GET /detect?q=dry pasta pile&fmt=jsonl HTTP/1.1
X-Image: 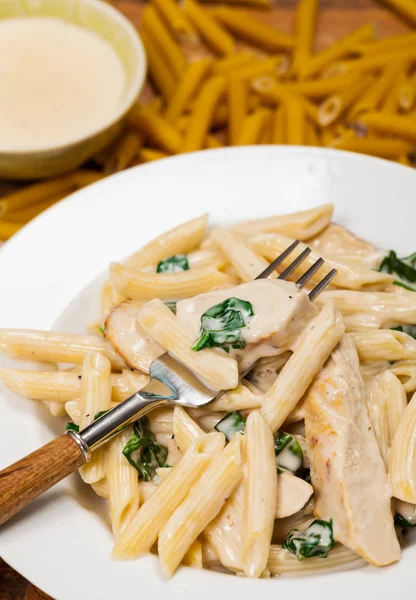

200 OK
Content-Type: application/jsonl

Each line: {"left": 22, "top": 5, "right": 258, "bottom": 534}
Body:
{"left": 2, "top": 0, "right": 416, "bottom": 241}
{"left": 2, "top": 204, "right": 416, "bottom": 578}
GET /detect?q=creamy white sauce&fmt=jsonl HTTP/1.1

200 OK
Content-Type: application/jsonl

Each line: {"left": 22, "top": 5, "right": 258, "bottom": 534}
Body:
{"left": 176, "top": 279, "right": 317, "bottom": 373}
{"left": 0, "top": 17, "right": 126, "bottom": 150}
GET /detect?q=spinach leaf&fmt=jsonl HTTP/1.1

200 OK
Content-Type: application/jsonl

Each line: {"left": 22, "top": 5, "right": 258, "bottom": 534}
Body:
{"left": 275, "top": 431, "right": 303, "bottom": 474}
{"left": 122, "top": 417, "right": 168, "bottom": 481}
{"left": 392, "top": 325, "right": 416, "bottom": 339}
{"left": 192, "top": 297, "right": 254, "bottom": 352}
{"left": 66, "top": 422, "right": 79, "bottom": 432}
{"left": 94, "top": 410, "right": 110, "bottom": 421}
{"left": 98, "top": 325, "right": 105, "bottom": 335}
{"left": 283, "top": 519, "right": 335, "bottom": 560}
{"left": 215, "top": 411, "right": 246, "bottom": 441}
{"left": 164, "top": 300, "right": 177, "bottom": 314}
{"left": 157, "top": 254, "right": 189, "bottom": 274}
{"left": 394, "top": 513, "right": 416, "bottom": 528}
{"left": 379, "top": 250, "right": 416, "bottom": 291}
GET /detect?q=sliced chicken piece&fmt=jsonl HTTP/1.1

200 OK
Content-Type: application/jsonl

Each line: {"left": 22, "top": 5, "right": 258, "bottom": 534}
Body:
{"left": 275, "top": 472, "right": 313, "bottom": 519}
{"left": 105, "top": 300, "right": 164, "bottom": 373}
{"left": 304, "top": 335, "right": 401, "bottom": 567}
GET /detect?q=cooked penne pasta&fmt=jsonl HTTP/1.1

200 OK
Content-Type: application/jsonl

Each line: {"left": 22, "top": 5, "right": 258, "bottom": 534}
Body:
{"left": 172, "top": 406, "right": 204, "bottom": 453}
{"left": 79, "top": 353, "right": 112, "bottom": 484}
{"left": 183, "top": 540, "right": 203, "bottom": 569}
{"left": 137, "top": 299, "right": 238, "bottom": 390}
{"left": 110, "top": 262, "right": 232, "bottom": 301}
{"left": 0, "top": 329, "right": 126, "bottom": 370}
{"left": 380, "top": 370, "right": 407, "bottom": 440}
{"left": 183, "top": 0, "right": 235, "bottom": 56}
{"left": 261, "top": 300, "right": 345, "bottom": 432}
{"left": 209, "top": 381, "right": 262, "bottom": 411}
{"left": 113, "top": 432, "right": 225, "bottom": 559}
{"left": 212, "top": 7, "right": 295, "bottom": 51}
{"left": 210, "top": 227, "right": 268, "bottom": 281}
{"left": 352, "top": 330, "right": 416, "bottom": 362}
{"left": 365, "top": 374, "right": 390, "bottom": 466}
{"left": 242, "top": 411, "right": 277, "bottom": 578}
{"left": 232, "top": 203, "right": 333, "bottom": 239}
{"left": 165, "top": 58, "right": 212, "bottom": 123}
{"left": 158, "top": 433, "right": 242, "bottom": 576}
{"left": 267, "top": 544, "right": 365, "bottom": 576}
{"left": 249, "top": 233, "right": 393, "bottom": 290}
{"left": 390, "top": 360, "right": 416, "bottom": 393}
{"left": 390, "top": 390, "right": 416, "bottom": 503}
{"left": 106, "top": 427, "right": 140, "bottom": 539}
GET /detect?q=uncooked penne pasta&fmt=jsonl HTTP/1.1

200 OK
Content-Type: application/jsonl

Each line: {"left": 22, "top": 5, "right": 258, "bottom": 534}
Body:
{"left": 210, "top": 227, "right": 268, "bottom": 282}
{"left": 390, "top": 390, "right": 416, "bottom": 503}
{"left": 103, "top": 131, "right": 143, "bottom": 174}
{"left": 140, "top": 30, "right": 176, "bottom": 100}
{"left": 127, "top": 103, "right": 182, "bottom": 153}
{"left": 291, "top": 0, "right": 318, "bottom": 75}
{"left": 267, "top": 544, "right": 365, "bottom": 576}
{"left": 152, "top": 0, "right": 198, "bottom": 43}
{"left": 137, "top": 299, "right": 238, "bottom": 390}
{"left": 106, "top": 427, "right": 140, "bottom": 539}
{"left": 359, "top": 112, "right": 416, "bottom": 144}
{"left": 165, "top": 58, "right": 212, "bottom": 123}
{"left": 158, "top": 433, "right": 242, "bottom": 577}
{"left": 351, "top": 330, "right": 416, "bottom": 362}
{"left": 330, "top": 137, "right": 414, "bottom": 160}
{"left": 261, "top": 300, "right": 345, "bottom": 432}
{"left": 0, "top": 369, "right": 148, "bottom": 404}
{"left": 113, "top": 432, "right": 225, "bottom": 559}
{"left": 286, "top": 97, "right": 307, "bottom": 145}
{"left": 79, "top": 353, "right": 112, "bottom": 485}
{"left": 110, "top": 262, "right": 232, "bottom": 301}
{"left": 232, "top": 204, "right": 333, "bottom": 239}
{"left": 126, "top": 213, "right": 208, "bottom": 271}
{"left": 141, "top": 6, "right": 187, "bottom": 78}
{"left": 172, "top": 405, "right": 204, "bottom": 454}
{"left": 242, "top": 411, "right": 277, "bottom": 578}
{"left": 183, "top": 0, "right": 235, "bottom": 56}
{"left": 318, "top": 76, "right": 372, "bottom": 127}
{"left": 234, "top": 107, "right": 272, "bottom": 146}
{"left": 0, "top": 329, "right": 126, "bottom": 370}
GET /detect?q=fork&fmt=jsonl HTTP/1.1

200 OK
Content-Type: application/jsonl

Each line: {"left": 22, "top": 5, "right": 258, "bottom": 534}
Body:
{"left": 0, "top": 240, "right": 336, "bottom": 526}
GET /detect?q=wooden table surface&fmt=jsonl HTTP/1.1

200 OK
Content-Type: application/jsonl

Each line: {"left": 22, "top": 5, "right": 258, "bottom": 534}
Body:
{"left": 0, "top": 0, "right": 411, "bottom": 597}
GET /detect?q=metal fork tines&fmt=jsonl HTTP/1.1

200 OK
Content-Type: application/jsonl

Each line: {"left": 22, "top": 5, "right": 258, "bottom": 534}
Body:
{"left": 256, "top": 239, "right": 337, "bottom": 301}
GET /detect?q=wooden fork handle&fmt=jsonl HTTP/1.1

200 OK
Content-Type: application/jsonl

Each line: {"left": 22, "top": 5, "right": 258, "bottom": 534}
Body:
{"left": 0, "top": 433, "right": 86, "bottom": 526}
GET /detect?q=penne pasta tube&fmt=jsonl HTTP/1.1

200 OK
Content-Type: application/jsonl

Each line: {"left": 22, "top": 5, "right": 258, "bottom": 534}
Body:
{"left": 267, "top": 544, "right": 365, "bottom": 576}
{"left": 110, "top": 262, "right": 232, "bottom": 301}
{"left": 390, "top": 389, "right": 416, "bottom": 503}
{"left": 350, "top": 65, "right": 398, "bottom": 117}
{"left": 291, "top": 0, "right": 318, "bottom": 76}
{"left": 379, "top": 0, "right": 416, "bottom": 26}
{"left": 286, "top": 97, "right": 307, "bottom": 145}
{"left": 183, "top": 540, "right": 203, "bottom": 569}
{"left": 233, "top": 203, "right": 333, "bottom": 239}
{"left": 213, "top": 52, "right": 260, "bottom": 75}
{"left": 210, "top": 227, "right": 268, "bottom": 282}
{"left": 306, "top": 119, "right": 319, "bottom": 146}
{"left": 172, "top": 405, "right": 205, "bottom": 454}
{"left": 112, "top": 432, "right": 225, "bottom": 558}
{"left": 0, "top": 329, "right": 126, "bottom": 370}
{"left": 137, "top": 299, "right": 238, "bottom": 391}
{"left": 106, "top": 426, "right": 140, "bottom": 539}
{"left": 141, "top": 31, "right": 176, "bottom": 100}
{"left": 330, "top": 136, "right": 414, "bottom": 160}
{"left": 126, "top": 213, "right": 208, "bottom": 270}
{"left": 137, "top": 148, "right": 169, "bottom": 163}
{"left": 152, "top": 0, "right": 198, "bottom": 43}
{"left": 261, "top": 300, "right": 345, "bottom": 432}
{"left": 299, "top": 24, "right": 374, "bottom": 78}
{"left": 234, "top": 107, "right": 272, "bottom": 146}
{"left": 359, "top": 112, "right": 416, "bottom": 143}
{"left": 380, "top": 370, "right": 407, "bottom": 440}
{"left": 351, "top": 330, "right": 416, "bottom": 362}
{"left": 91, "top": 479, "right": 109, "bottom": 499}
{"left": 141, "top": 6, "right": 187, "bottom": 78}
{"left": 357, "top": 31, "right": 416, "bottom": 56}
{"left": 390, "top": 360, "right": 416, "bottom": 393}
{"left": 183, "top": 0, "right": 235, "bottom": 56}
{"left": 286, "top": 74, "right": 357, "bottom": 99}
{"left": 0, "top": 369, "right": 148, "bottom": 405}
{"left": 100, "top": 280, "right": 125, "bottom": 316}
{"left": 127, "top": 103, "right": 182, "bottom": 154}
{"left": 210, "top": 381, "right": 262, "bottom": 411}
{"left": 249, "top": 233, "right": 393, "bottom": 290}
{"left": 365, "top": 374, "right": 390, "bottom": 466}
{"left": 158, "top": 433, "right": 242, "bottom": 577}
{"left": 200, "top": 0, "right": 272, "bottom": 5}
{"left": 346, "top": 48, "right": 416, "bottom": 75}
{"left": 203, "top": 482, "right": 244, "bottom": 572}
{"left": 398, "top": 72, "right": 415, "bottom": 112}
{"left": 165, "top": 58, "right": 213, "bottom": 123}
{"left": 271, "top": 105, "right": 286, "bottom": 144}
{"left": 205, "top": 134, "right": 224, "bottom": 149}
{"left": 79, "top": 353, "right": 112, "bottom": 484}
{"left": 7, "top": 195, "right": 66, "bottom": 225}
{"left": 251, "top": 76, "right": 319, "bottom": 123}
{"left": 212, "top": 7, "right": 295, "bottom": 51}
{"left": 242, "top": 411, "right": 277, "bottom": 578}
{"left": 317, "top": 289, "right": 416, "bottom": 329}
{"left": 318, "top": 76, "right": 372, "bottom": 126}
{"left": 0, "top": 221, "right": 23, "bottom": 240}
{"left": 181, "top": 76, "right": 226, "bottom": 153}
{"left": 103, "top": 131, "right": 143, "bottom": 174}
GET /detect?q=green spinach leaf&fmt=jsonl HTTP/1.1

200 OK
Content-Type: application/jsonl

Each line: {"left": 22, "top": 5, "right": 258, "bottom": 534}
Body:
{"left": 192, "top": 297, "right": 254, "bottom": 352}
{"left": 66, "top": 422, "right": 79, "bottom": 432}
{"left": 215, "top": 411, "right": 246, "bottom": 441}
{"left": 379, "top": 250, "right": 416, "bottom": 291}
{"left": 122, "top": 417, "right": 168, "bottom": 481}
{"left": 157, "top": 255, "right": 189, "bottom": 274}
{"left": 394, "top": 513, "right": 416, "bottom": 528}
{"left": 283, "top": 519, "right": 335, "bottom": 560}
{"left": 275, "top": 431, "right": 303, "bottom": 474}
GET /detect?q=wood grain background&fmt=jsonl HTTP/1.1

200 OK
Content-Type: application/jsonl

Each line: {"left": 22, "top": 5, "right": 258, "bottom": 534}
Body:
{"left": 0, "top": 0, "right": 411, "bottom": 597}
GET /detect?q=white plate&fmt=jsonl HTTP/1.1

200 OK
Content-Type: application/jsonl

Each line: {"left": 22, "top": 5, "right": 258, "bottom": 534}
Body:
{"left": 1, "top": 146, "right": 416, "bottom": 599}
